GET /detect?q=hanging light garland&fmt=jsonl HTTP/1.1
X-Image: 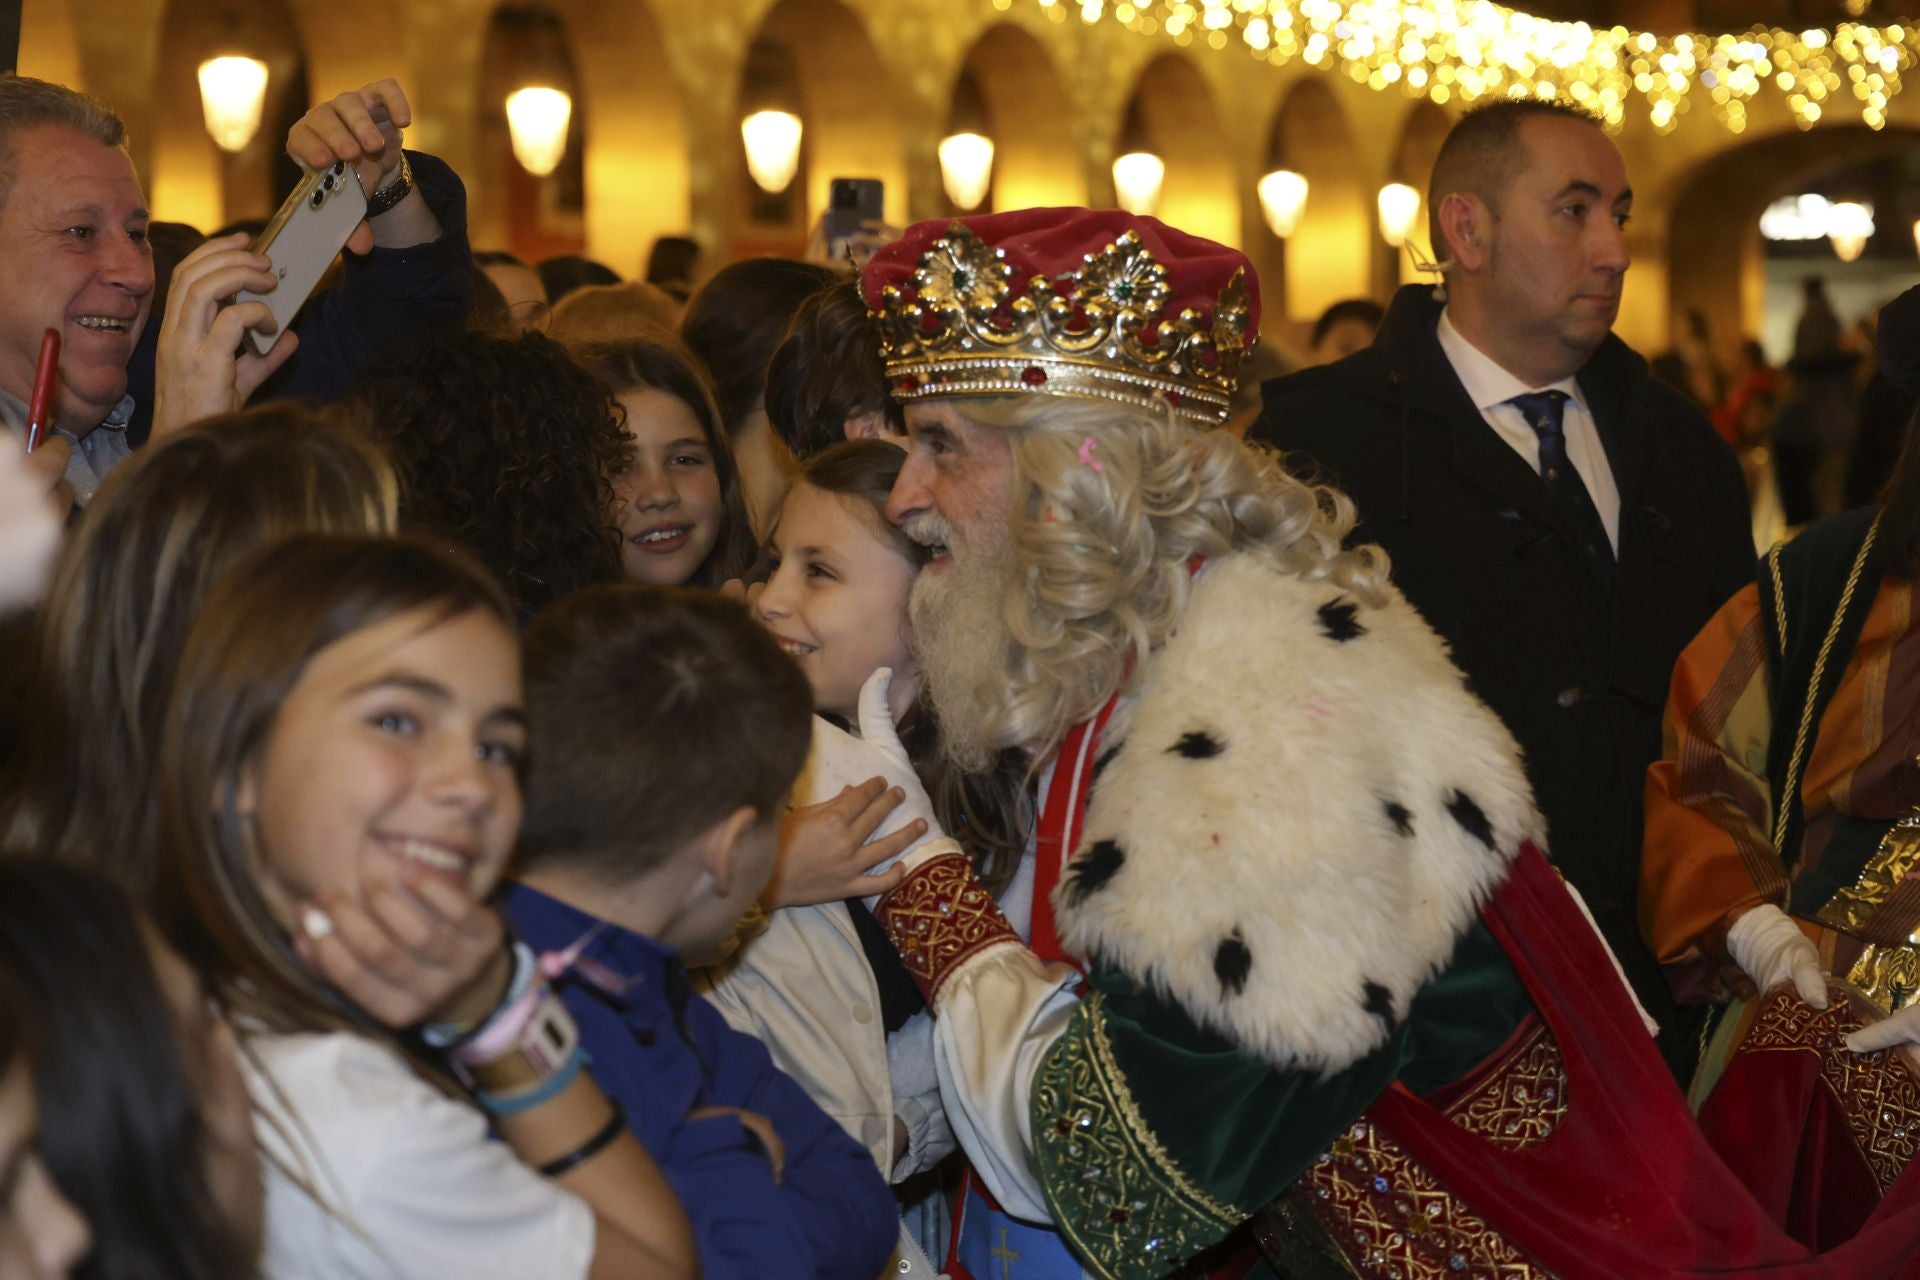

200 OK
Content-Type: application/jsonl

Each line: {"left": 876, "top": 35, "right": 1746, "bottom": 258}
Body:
{"left": 996, "top": 0, "right": 1914, "bottom": 133}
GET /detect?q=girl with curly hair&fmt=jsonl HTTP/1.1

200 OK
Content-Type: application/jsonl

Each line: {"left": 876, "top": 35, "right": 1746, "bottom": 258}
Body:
{"left": 351, "top": 330, "right": 631, "bottom": 620}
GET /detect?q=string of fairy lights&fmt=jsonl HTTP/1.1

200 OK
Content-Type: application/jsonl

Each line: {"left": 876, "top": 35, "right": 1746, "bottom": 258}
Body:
{"left": 995, "top": 0, "right": 1913, "bottom": 132}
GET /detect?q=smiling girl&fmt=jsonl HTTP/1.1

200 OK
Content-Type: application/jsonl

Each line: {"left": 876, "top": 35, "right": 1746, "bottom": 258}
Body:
{"left": 697, "top": 440, "right": 1027, "bottom": 1270}
{"left": 575, "top": 339, "right": 758, "bottom": 591}
{"left": 151, "top": 534, "right": 695, "bottom": 1280}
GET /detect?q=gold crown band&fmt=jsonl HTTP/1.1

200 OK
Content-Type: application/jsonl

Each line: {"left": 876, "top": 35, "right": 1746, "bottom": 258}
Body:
{"left": 872, "top": 224, "right": 1253, "bottom": 428}
{"left": 887, "top": 354, "right": 1232, "bottom": 425}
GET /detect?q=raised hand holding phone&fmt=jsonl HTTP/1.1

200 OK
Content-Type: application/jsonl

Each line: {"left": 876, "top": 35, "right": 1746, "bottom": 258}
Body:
{"left": 284, "top": 78, "right": 440, "bottom": 254}
{"left": 150, "top": 233, "right": 301, "bottom": 439}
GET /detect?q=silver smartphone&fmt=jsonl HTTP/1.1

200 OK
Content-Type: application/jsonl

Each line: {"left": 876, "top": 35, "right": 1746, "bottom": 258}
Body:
{"left": 235, "top": 160, "right": 369, "bottom": 356}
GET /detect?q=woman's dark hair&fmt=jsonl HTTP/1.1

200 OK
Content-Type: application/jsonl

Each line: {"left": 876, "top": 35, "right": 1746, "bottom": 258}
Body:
{"left": 796, "top": 441, "right": 1031, "bottom": 891}
{"left": 763, "top": 278, "right": 901, "bottom": 460}
{"left": 351, "top": 329, "right": 630, "bottom": 620}
{"left": 0, "top": 407, "right": 397, "bottom": 889}
{"left": 680, "top": 257, "right": 840, "bottom": 434}
{"left": 537, "top": 253, "right": 621, "bottom": 304}
{"left": 0, "top": 859, "right": 255, "bottom": 1280}
{"left": 574, "top": 336, "right": 760, "bottom": 587}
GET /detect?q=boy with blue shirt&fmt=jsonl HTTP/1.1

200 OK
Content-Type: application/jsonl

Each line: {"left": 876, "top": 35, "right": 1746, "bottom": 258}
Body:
{"left": 503, "top": 583, "right": 898, "bottom": 1280}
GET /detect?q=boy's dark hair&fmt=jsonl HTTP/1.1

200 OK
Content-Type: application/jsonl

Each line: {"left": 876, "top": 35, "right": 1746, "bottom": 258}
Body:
{"left": 1426, "top": 98, "right": 1603, "bottom": 257}
{"left": 764, "top": 278, "right": 903, "bottom": 460}
{"left": 519, "top": 584, "right": 813, "bottom": 879}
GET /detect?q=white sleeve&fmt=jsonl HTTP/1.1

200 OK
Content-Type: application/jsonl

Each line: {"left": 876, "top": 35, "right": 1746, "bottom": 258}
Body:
{"left": 928, "top": 943, "right": 1081, "bottom": 1222}
{"left": 886, "top": 1008, "right": 954, "bottom": 1180}
{"left": 249, "top": 1032, "right": 595, "bottom": 1280}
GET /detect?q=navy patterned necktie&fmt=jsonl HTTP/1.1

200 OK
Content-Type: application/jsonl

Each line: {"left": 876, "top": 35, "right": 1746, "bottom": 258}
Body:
{"left": 1507, "top": 391, "right": 1614, "bottom": 570}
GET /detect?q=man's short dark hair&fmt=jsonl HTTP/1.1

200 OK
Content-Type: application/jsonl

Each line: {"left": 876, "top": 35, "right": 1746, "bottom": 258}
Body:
{"left": 763, "top": 278, "right": 902, "bottom": 460}
{"left": 1310, "top": 298, "right": 1385, "bottom": 350}
{"left": 518, "top": 584, "right": 814, "bottom": 882}
{"left": 1426, "top": 99, "right": 1603, "bottom": 257}
{"left": 0, "top": 76, "right": 127, "bottom": 213}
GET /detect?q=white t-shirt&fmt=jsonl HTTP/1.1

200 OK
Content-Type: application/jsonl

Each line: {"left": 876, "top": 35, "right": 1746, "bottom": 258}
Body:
{"left": 245, "top": 1030, "right": 595, "bottom": 1280}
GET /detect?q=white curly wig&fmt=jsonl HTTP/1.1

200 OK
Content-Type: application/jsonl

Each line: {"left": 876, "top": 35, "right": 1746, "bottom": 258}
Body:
{"left": 951, "top": 393, "right": 1391, "bottom": 766}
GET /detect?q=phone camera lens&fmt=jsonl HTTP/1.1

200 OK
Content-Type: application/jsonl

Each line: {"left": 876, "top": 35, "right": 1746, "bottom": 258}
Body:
{"left": 331, "top": 161, "right": 345, "bottom": 177}
{"left": 309, "top": 188, "right": 326, "bottom": 209}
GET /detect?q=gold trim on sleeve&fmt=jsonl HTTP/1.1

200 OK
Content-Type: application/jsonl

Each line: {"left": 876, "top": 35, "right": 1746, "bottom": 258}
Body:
{"left": 1033, "top": 994, "right": 1245, "bottom": 1280}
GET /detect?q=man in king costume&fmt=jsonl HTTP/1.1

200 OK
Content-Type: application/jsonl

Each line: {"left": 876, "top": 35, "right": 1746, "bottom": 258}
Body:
{"left": 823, "top": 206, "right": 1920, "bottom": 1279}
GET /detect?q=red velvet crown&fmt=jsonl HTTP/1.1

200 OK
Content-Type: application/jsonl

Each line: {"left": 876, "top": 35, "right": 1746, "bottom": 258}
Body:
{"left": 862, "top": 208, "right": 1260, "bottom": 427}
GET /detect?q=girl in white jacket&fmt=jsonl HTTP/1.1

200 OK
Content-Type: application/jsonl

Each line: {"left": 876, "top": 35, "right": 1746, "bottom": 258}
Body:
{"left": 698, "top": 440, "right": 1029, "bottom": 1277}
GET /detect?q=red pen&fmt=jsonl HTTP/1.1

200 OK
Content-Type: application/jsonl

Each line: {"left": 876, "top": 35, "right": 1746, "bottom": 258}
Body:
{"left": 24, "top": 328, "right": 59, "bottom": 453}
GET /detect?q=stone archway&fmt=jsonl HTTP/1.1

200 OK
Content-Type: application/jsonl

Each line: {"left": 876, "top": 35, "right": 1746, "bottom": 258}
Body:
{"left": 950, "top": 22, "right": 1083, "bottom": 214}
{"left": 468, "top": 0, "right": 689, "bottom": 273}
{"left": 730, "top": 0, "right": 906, "bottom": 257}
{"left": 147, "top": 0, "right": 307, "bottom": 230}
{"left": 1272, "top": 77, "right": 1369, "bottom": 320}
{"left": 1666, "top": 124, "right": 1920, "bottom": 360}
{"left": 1120, "top": 51, "right": 1237, "bottom": 247}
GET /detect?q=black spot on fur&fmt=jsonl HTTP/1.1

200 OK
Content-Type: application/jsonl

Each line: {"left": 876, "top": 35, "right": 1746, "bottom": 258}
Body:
{"left": 1383, "top": 800, "right": 1414, "bottom": 836}
{"left": 1065, "top": 840, "right": 1126, "bottom": 905}
{"left": 1446, "top": 790, "right": 1495, "bottom": 848}
{"left": 1170, "top": 730, "right": 1224, "bottom": 759}
{"left": 1362, "top": 979, "right": 1397, "bottom": 1030}
{"left": 1317, "top": 598, "right": 1366, "bottom": 643}
{"left": 1214, "top": 932, "right": 1252, "bottom": 997}
{"left": 1092, "top": 742, "right": 1125, "bottom": 782}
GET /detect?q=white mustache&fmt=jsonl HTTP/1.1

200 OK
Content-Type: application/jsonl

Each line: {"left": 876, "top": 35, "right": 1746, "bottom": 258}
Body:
{"left": 902, "top": 512, "right": 955, "bottom": 549}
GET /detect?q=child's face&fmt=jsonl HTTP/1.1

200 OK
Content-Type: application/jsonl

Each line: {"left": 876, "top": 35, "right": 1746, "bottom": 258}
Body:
{"left": 611, "top": 389, "right": 725, "bottom": 587}
{"left": 243, "top": 606, "right": 526, "bottom": 926}
{"left": 756, "top": 481, "right": 919, "bottom": 721}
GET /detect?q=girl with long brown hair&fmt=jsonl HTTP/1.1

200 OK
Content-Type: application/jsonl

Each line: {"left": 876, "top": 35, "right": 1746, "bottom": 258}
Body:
{"left": 150, "top": 534, "right": 694, "bottom": 1280}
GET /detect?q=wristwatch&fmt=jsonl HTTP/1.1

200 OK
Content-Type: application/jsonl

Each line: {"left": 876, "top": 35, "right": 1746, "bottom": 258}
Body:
{"left": 364, "top": 151, "right": 414, "bottom": 219}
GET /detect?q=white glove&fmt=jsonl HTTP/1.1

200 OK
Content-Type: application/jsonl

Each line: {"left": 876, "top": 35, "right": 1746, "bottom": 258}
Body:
{"left": 799, "top": 669, "right": 955, "bottom": 890}
{"left": 1726, "top": 904, "right": 1828, "bottom": 1009}
{"left": 1847, "top": 1002, "right": 1920, "bottom": 1053}
{"left": 0, "top": 434, "right": 62, "bottom": 609}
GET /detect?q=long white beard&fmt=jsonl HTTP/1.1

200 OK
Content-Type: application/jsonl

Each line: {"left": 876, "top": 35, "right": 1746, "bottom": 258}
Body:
{"left": 906, "top": 514, "right": 1021, "bottom": 773}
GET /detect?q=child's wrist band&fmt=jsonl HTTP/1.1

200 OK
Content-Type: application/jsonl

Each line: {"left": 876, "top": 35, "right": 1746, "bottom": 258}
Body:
{"left": 537, "top": 1101, "right": 627, "bottom": 1179}
{"left": 475, "top": 1046, "right": 586, "bottom": 1116}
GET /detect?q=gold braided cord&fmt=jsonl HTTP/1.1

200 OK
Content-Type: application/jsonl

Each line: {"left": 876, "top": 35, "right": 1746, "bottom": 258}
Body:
{"left": 1772, "top": 515, "right": 1881, "bottom": 854}
{"left": 1015, "top": 0, "right": 1912, "bottom": 134}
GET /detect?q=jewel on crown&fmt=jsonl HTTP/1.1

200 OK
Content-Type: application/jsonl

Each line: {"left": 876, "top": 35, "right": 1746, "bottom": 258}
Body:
{"left": 872, "top": 223, "right": 1253, "bottom": 426}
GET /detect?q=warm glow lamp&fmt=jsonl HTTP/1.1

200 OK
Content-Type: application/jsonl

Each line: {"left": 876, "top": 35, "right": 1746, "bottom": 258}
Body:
{"left": 939, "top": 132, "right": 996, "bottom": 212}
{"left": 1912, "top": 218, "right": 1920, "bottom": 259}
{"left": 197, "top": 56, "right": 269, "bottom": 153}
{"left": 741, "top": 109, "right": 804, "bottom": 194}
{"left": 1827, "top": 200, "right": 1873, "bottom": 262}
{"left": 505, "top": 87, "right": 572, "bottom": 177}
{"left": 1258, "top": 169, "right": 1310, "bottom": 238}
{"left": 1112, "top": 151, "right": 1166, "bottom": 216}
{"left": 1378, "top": 183, "right": 1422, "bottom": 248}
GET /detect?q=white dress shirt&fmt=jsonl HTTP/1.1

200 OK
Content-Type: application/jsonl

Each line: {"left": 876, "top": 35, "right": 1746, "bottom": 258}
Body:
{"left": 1436, "top": 309, "right": 1620, "bottom": 552}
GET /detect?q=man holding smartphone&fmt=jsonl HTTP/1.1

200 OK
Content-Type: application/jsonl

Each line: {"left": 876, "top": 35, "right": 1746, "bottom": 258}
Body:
{"left": 0, "top": 74, "right": 472, "bottom": 505}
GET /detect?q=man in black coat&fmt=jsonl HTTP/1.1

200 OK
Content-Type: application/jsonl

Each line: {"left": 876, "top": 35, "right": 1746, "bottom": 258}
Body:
{"left": 1252, "top": 99, "right": 1753, "bottom": 1074}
